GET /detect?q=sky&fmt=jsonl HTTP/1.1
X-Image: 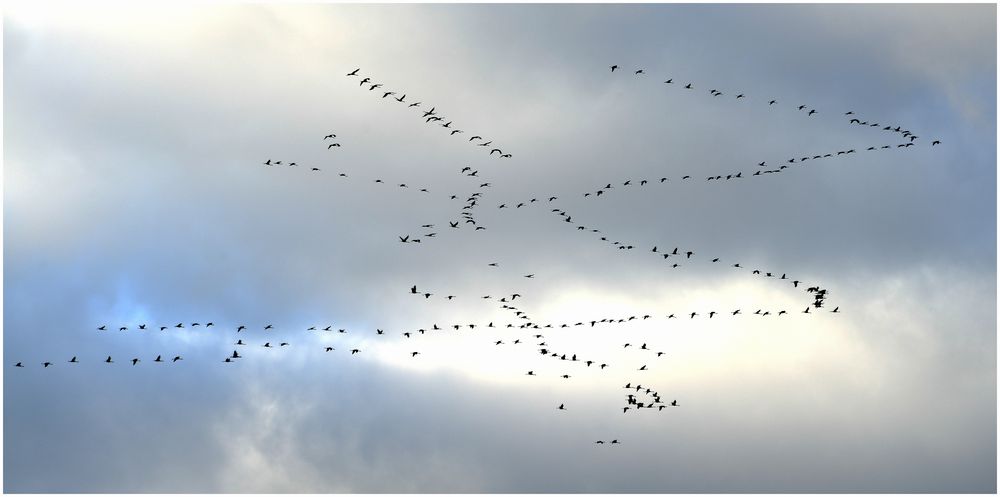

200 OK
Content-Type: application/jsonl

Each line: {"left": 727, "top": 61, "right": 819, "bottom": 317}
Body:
{"left": 3, "top": 2, "right": 997, "bottom": 493}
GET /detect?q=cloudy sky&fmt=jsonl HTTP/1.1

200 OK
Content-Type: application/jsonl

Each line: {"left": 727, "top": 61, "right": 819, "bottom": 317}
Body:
{"left": 3, "top": 2, "right": 996, "bottom": 493}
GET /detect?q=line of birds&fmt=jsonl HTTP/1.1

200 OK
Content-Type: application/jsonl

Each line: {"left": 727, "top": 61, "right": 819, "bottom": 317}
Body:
{"left": 347, "top": 68, "right": 511, "bottom": 158}
{"left": 15, "top": 355, "right": 183, "bottom": 368}
{"left": 610, "top": 63, "right": 937, "bottom": 142}
{"left": 263, "top": 156, "right": 497, "bottom": 241}
{"left": 526, "top": 204, "right": 833, "bottom": 310}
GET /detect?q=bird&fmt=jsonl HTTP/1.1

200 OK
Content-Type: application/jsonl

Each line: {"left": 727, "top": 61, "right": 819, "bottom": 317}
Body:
{"left": 172, "top": 356, "right": 182, "bottom": 362}
{"left": 69, "top": 356, "right": 78, "bottom": 363}
{"left": 558, "top": 404, "right": 566, "bottom": 410}
{"left": 105, "top": 356, "right": 113, "bottom": 363}
{"left": 131, "top": 358, "right": 140, "bottom": 366}
{"left": 610, "top": 65, "right": 618, "bottom": 72}
{"left": 346, "top": 68, "right": 360, "bottom": 76}
{"left": 14, "top": 362, "right": 23, "bottom": 367}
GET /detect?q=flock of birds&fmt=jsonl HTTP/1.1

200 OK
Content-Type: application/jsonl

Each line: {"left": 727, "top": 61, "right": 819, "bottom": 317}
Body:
{"left": 16, "top": 62, "right": 939, "bottom": 446}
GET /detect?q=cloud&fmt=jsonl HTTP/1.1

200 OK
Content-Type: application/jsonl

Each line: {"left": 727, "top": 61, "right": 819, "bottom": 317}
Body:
{"left": 3, "top": 3, "right": 995, "bottom": 493}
